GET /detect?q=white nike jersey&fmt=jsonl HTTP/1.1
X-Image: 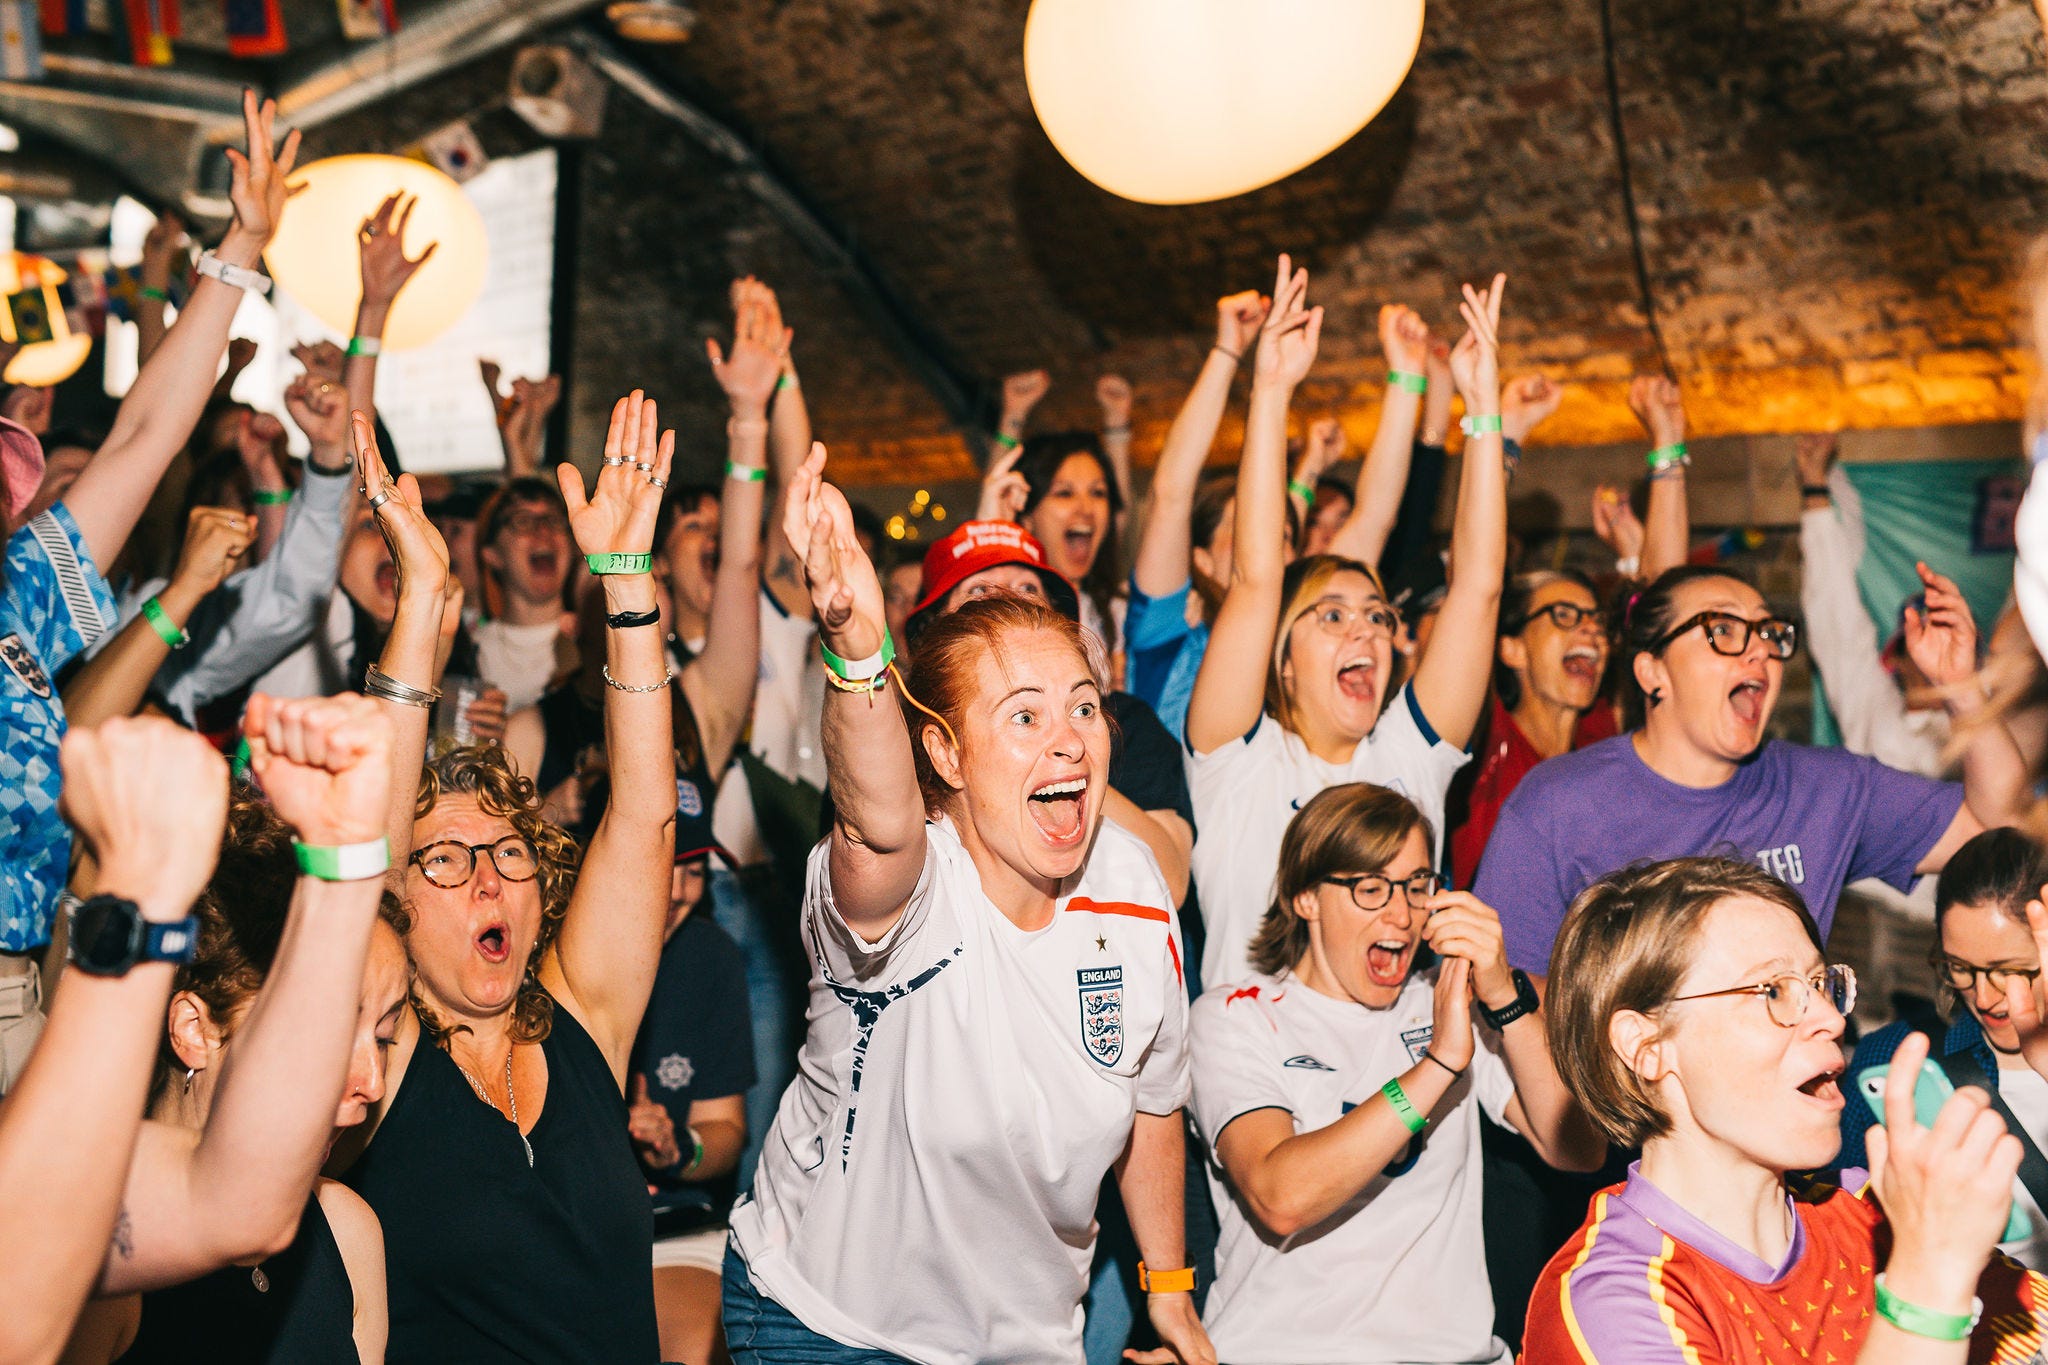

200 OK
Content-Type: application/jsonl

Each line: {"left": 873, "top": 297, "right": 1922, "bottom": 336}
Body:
{"left": 730, "top": 817, "right": 1190, "bottom": 1364}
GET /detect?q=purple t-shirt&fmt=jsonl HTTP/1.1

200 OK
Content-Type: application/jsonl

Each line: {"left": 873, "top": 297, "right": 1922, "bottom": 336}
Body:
{"left": 1473, "top": 734, "right": 1963, "bottom": 974}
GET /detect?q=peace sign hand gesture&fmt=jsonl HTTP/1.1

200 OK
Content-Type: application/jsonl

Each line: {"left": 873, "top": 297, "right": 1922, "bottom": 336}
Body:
{"left": 1448, "top": 274, "right": 1506, "bottom": 416}
{"left": 223, "top": 89, "right": 300, "bottom": 251}
{"left": 1252, "top": 253, "right": 1323, "bottom": 391}
{"left": 560, "top": 391, "right": 673, "bottom": 564}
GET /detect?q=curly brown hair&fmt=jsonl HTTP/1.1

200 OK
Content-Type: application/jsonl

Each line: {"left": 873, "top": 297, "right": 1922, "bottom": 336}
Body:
{"left": 409, "top": 743, "right": 581, "bottom": 1048}
{"left": 154, "top": 790, "right": 408, "bottom": 1102}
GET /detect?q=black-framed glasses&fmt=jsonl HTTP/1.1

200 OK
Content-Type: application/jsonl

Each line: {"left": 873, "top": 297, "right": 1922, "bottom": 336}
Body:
{"left": 1325, "top": 870, "right": 1442, "bottom": 912}
{"left": 1934, "top": 955, "right": 2042, "bottom": 997}
{"left": 1671, "top": 963, "right": 1856, "bottom": 1028}
{"left": 1304, "top": 602, "right": 1400, "bottom": 638}
{"left": 1519, "top": 602, "right": 1609, "bottom": 634}
{"left": 409, "top": 834, "right": 540, "bottom": 889}
{"left": 1652, "top": 611, "right": 1799, "bottom": 661}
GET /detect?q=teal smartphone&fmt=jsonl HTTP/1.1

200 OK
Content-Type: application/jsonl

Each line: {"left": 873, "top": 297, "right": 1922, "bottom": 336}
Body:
{"left": 1857, "top": 1058, "right": 2031, "bottom": 1244}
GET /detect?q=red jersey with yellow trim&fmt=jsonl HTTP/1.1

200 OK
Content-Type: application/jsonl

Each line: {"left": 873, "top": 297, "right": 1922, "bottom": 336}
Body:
{"left": 1522, "top": 1162, "right": 2048, "bottom": 1364}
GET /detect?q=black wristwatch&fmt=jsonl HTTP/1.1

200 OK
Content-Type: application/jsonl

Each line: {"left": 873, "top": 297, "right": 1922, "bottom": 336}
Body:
{"left": 67, "top": 895, "right": 198, "bottom": 977}
{"left": 1478, "top": 969, "right": 1539, "bottom": 1031}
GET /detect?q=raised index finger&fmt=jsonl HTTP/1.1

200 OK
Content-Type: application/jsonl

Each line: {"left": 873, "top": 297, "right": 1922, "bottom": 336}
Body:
{"left": 1881, "top": 1029, "right": 1931, "bottom": 1137}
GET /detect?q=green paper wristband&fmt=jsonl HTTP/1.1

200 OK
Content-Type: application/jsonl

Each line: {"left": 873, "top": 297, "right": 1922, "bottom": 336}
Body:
{"left": 994, "top": 431, "right": 1022, "bottom": 451}
{"left": 1873, "top": 1276, "right": 1978, "bottom": 1342}
{"left": 1387, "top": 369, "right": 1428, "bottom": 395}
{"left": 292, "top": 837, "right": 391, "bottom": 882}
{"left": 1287, "top": 478, "right": 1315, "bottom": 504}
{"left": 1460, "top": 413, "right": 1504, "bottom": 437}
{"left": 140, "top": 286, "right": 171, "bottom": 303}
{"left": 252, "top": 488, "right": 291, "bottom": 506}
{"left": 1381, "top": 1077, "right": 1427, "bottom": 1135}
{"left": 725, "top": 461, "right": 767, "bottom": 484}
{"left": 345, "top": 335, "right": 382, "bottom": 358}
{"left": 820, "top": 630, "right": 896, "bottom": 683}
{"left": 141, "top": 596, "right": 189, "bottom": 649}
{"left": 585, "top": 552, "right": 653, "bottom": 576}
{"left": 1646, "top": 442, "right": 1689, "bottom": 470}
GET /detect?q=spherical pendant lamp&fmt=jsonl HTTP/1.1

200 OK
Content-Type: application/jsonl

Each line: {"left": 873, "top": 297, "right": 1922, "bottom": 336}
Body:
{"left": 262, "top": 155, "right": 489, "bottom": 350}
{"left": 1023, "top": 0, "right": 1425, "bottom": 206}
{"left": 0, "top": 253, "right": 92, "bottom": 387}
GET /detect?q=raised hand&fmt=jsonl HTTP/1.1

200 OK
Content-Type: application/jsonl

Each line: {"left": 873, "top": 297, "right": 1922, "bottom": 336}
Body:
{"left": 242, "top": 691, "right": 394, "bottom": 848}
{"left": 357, "top": 191, "right": 438, "bottom": 309}
{"left": 140, "top": 211, "right": 187, "bottom": 285}
{"left": 1420, "top": 889, "right": 1515, "bottom": 1012}
{"left": 706, "top": 280, "right": 782, "bottom": 418}
{"left": 1866, "top": 1030, "right": 2023, "bottom": 1319}
{"left": 222, "top": 88, "right": 300, "bottom": 247}
{"left": 355, "top": 411, "right": 449, "bottom": 602}
{"left": 1097, "top": 374, "right": 1133, "bottom": 430}
{"left": 1501, "top": 375, "right": 1563, "bottom": 444}
{"left": 284, "top": 374, "right": 349, "bottom": 451}
{"left": 1215, "top": 290, "right": 1270, "bottom": 359}
{"left": 1626, "top": 375, "right": 1687, "bottom": 449}
{"left": 1000, "top": 369, "right": 1051, "bottom": 433}
{"left": 1378, "top": 304, "right": 1431, "bottom": 376}
{"left": 1795, "top": 431, "right": 1837, "bottom": 488}
{"left": 560, "top": 391, "right": 672, "bottom": 562}
{"left": 976, "top": 442, "right": 1029, "bottom": 522}
{"left": 236, "top": 410, "right": 286, "bottom": 486}
{"left": 1447, "top": 274, "right": 1506, "bottom": 413}
{"left": 59, "top": 715, "right": 228, "bottom": 920}
{"left": 292, "top": 339, "right": 345, "bottom": 384}
{"left": 782, "top": 441, "right": 886, "bottom": 659}
{"left": 628, "top": 1074, "right": 682, "bottom": 1170}
{"left": 1901, "top": 561, "right": 1981, "bottom": 690}
{"left": 1295, "top": 417, "right": 1347, "bottom": 487}
{"left": 1427, "top": 954, "right": 1477, "bottom": 1075}
{"left": 1252, "top": 253, "right": 1323, "bottom": 390}
{"left": 169, "top": 505, "right": 256, "bottom": 596}
{"left": 2, "top": 384, "right": 52, "bottom": 437}
{"left": 1591, "top": 485, "right": 1645, "bottom": 565}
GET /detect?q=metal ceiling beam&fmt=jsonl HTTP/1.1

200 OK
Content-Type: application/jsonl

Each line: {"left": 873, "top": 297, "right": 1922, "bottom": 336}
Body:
{"left": 566, "top": 29, "right": 982, "bottom": 433}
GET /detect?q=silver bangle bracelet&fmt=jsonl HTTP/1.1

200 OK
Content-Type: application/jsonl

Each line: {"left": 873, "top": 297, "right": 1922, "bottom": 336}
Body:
{"left": 602, "top": 664, "right": 674, "bottom": 694}
{"left": 364, "top": 663, "right": 441, "bottom": 707}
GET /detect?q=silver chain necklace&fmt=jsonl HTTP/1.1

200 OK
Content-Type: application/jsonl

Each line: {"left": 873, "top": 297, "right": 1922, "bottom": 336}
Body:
{"left": 456, "top": 1045, "right": 533, "bottom": 1168}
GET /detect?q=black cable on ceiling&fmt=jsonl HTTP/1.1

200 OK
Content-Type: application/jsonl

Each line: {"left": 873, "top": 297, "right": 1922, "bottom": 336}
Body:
{"left": 1596, "top": 0, "right": 1675, "bottom": 381}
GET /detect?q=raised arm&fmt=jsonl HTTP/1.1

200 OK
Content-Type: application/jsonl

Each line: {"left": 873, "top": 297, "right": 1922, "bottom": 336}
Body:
{"left": 132, "top": 212, "right": 184, "bottom": 368}
{"left": 1409, "top": 275, "right": 1509, "bottom": 750}
{"left": 545, "top": 393, "right": 677, "bottom": 1077}
{"left": 682, "top": 285, "right": 777, "bottom": 776}
{"left": 752, "top": 277, "right": 815, "bottom": 620}
{"left": 0, "top": 720, "right": 225, "bottom": 1365}
{"left": 787, "top": 443, "right": 927, "bottom": 936}
{"left": 65, "top": 91, "right": 297, "bottom": 569}
{"left": 1327, "top": 304, "right": 1430, "bottom": 565}
{"left": 1096, "top": 374, "right": 1135, "bottom": 513}
{"left": 1629, "top": 375, "right": 1691, "bottom": 581}
{"left": 1904, "top": 562, "right": 2026, "bottom": 869}
{"left": 1131, "top": 291, "right": 1264, "bottom": 598}
{"left": 98, "top": 693, "right": 392, "bottom": 1295}
{"left": 59, "top": 507, "right": 254, "bottom": 728}
{"left": 233, "top": 407, "right": 290, "bottom": 563}
{"left": 346, "top": 191, "right": 435, "bottom": 425}
{"left": 991, "top": 368, "right": 1050, "bottom": 467}
{"left": 354, "top": 415, "right": 449, "bottom": 871}
{"left": 1186, "top": 255, "right": 1322, "bottom": 755}
{"left": 1289, "top": 416, "right": 1346, "bottom": 536}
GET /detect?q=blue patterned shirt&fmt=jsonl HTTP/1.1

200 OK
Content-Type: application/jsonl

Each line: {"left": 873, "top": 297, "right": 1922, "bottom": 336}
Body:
{"left": 1, "top": 505, "right": 115, "bottom": 950}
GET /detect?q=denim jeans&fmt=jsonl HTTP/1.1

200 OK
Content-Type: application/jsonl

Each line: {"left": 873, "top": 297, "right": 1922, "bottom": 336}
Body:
{"left": 709, "top": 865, "right": 800, "bottom": 1192}
{"left": 722, "top": 1244, "right": 915, "bottom": 1364}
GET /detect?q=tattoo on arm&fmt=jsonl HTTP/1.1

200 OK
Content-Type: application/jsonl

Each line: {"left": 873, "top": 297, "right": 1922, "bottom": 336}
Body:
{"left": 112, "top": 1209, "right": 134, "bottom": 1259}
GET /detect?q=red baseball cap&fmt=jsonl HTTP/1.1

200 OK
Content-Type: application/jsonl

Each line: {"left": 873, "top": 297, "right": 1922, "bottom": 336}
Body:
{"left": 909, "top": 519, "right": 1081, "bottom": 632}
{"left": 0, "top": 416, "right": 45, "bottom": 523}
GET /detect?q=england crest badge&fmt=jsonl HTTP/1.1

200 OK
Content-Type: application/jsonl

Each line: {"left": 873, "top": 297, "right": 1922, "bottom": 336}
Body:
{"left": 1077, "top": 965, "right": 1124, "bottom": 1067}
{"left": 0, "top": 633, "right": 50, "bottom": 699}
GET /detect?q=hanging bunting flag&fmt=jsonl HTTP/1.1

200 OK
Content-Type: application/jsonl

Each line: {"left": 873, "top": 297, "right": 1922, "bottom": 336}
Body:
{"left": 223, "top": 0, "right": 285, "bottom": 56}
{"left": 337, "top": 0, "right": 395, "bottom": 40}
{"left": 120, "top": 0, "right": 176, "bottom": 66}
{"left": 419, "top": 119, "right": 488, "bottom": 184}
{"left": 5, "top": 277, "right": 55, "bottom": 346}
{"left": 37, "top": 0, "right": 84, "bottom": 35}
{"left": 1, "top": 1, "right": 42, "bottom": 78}
{"left": 100, "top": 264, "right": 142, "bottom": 323}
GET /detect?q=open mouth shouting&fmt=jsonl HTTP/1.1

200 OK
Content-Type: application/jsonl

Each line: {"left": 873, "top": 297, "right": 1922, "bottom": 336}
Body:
{"left": 1729, "top": 675, "right": 1769, "bottom": 728}
{"left": 1027, "top": 775, "right": 1089, "bottom": 847}
{"left": 1365, "top": 935, "right": 1416, "bottom": 988}
{"left": 1336, "top": 653, "right": 1379, "bottom": 707}
{"left": 527, "top": 547, "right": 561, "bottom": 581}
{"left": 1561, "top": 646, "right": 1602, "bottom": 685}
{"left": 475, "top": 921, "right": 512, "bottom": 965}
{"left": 1793, "top": 1060, "right": 1845, "bottom": 1112}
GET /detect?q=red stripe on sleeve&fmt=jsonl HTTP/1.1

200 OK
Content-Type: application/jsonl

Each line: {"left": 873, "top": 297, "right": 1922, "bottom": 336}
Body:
{"left": 1064, "top": 897, "right": 1170, "bottom": 924}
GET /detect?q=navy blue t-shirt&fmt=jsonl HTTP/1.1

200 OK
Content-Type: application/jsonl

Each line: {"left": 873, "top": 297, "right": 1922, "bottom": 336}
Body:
{"left": 630, "top": 913, "right": 755, "bottom": 1223}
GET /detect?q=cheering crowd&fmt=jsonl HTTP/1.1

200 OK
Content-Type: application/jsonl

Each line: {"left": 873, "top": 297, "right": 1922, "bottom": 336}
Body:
{"left": 10, "top": 90, "right": 2048, "bottom": 1365}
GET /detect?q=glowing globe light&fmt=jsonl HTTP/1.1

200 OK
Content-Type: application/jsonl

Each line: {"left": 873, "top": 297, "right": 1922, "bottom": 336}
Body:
{"left": 1023, "top": 0, "right": 1424, "bottom": 206}
{"left": 0, "top": 253, "right": 92, "bottom": 387}
{"left": 263, "top": 155, "right": 489, "bottom": 350}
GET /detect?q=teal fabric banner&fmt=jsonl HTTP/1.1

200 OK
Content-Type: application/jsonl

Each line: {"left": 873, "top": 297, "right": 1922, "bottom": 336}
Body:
{"left": 1811, "top": 457, "right": 2021, "bottom": 747}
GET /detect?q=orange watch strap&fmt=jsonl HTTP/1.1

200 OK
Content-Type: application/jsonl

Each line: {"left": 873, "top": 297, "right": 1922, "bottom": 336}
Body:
{"left": 1136, "top": 1261, "right": 1196, "bottom": 1294}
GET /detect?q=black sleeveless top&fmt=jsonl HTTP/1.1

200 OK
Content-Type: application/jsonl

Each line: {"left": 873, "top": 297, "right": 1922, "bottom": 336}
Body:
{"left": 115, "top": 1195, "right": 355, "bottom": 1364}
{"left": 343, "top": 998, "right": 658, "bottom": 1364}
{"left": 536, "top": 681, "right": 717, "bottom": 848}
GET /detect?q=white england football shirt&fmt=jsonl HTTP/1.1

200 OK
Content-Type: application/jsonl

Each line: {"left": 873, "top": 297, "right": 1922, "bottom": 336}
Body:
{"left": 1185, "top": 685, "right": 1469, "bottom": 989}
{"left": 1190, "top": 970, "right": 1516, "bottom": 1365}
{"left": 728, "top": 817, "right": 1191, "bottom": 1364}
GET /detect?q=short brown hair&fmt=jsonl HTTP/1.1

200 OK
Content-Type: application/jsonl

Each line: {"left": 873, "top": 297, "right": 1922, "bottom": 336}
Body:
{"left": 411, "top": 744, "right": 581, "bottom": 1047}
{"left": 1546, "top": 857, "right": 1820, "bottom": 1148}
{"left": 898, "top": 597, "right": 1106, "bottom": 817}
{"left": 1247, "top": 784, "right": 1431, "bottom": 977}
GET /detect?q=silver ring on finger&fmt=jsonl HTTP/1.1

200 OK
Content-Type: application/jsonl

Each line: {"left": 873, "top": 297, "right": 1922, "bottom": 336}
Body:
{"left": 367, "top": 489, "right": 393, "bottom": 510}
{"left": 648, "top": 475, "right": 667, "bottom": 489}
{"left": 602, "top": 456, "right": 631, "bottom": 468}
{"left": 631, "top": 461, "right": 655, "bottom": 474}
